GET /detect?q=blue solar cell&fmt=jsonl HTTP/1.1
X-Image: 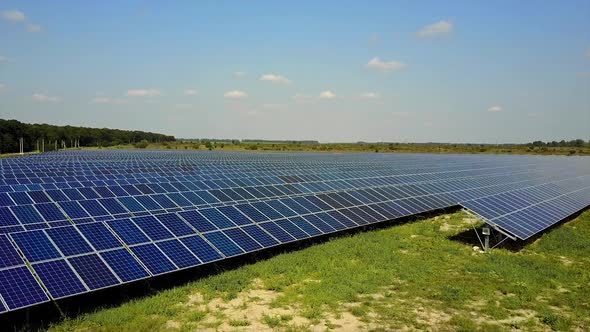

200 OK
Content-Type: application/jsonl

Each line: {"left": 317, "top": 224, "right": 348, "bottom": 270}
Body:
{"left": 199, "top": 208, "right": 236, "bottom": 229}
{"left": 100, "top": 248, "right": 150, "bottom": 282}
{"left": 289, "top": 216, "right": 322, "bottom": 236}
{"left": 208, "top": 189, "right": 233, "bottom": 202}
{"left": 107, "top": 219, "right": 150, "bottom": 245}
{"left": 10, "top": 230, "right": 61, "bottom": 262}
{"left": 223, "top": 228, "right": 262, "bottom": 251}
{"left": 179, "top": 191, "right": 207, "bottom": 205}
{"left": 94, "top": 186, "right": 115, "bottom": 198}
{"left": 155, "top": 213, "right": 195, "bottom": 236}
{"left": 304, "top": 195, "right": 332, "bottom": 211}
{"left": 326, "top": 210, "right": 356, "bottom": 228}
{"left": 121, "top": 185, "right": 142, "bottom": 196}
{"left": 98, "top": 198, "right": 127, "bottom": 214}
{"left": 338, "top": 208, "right": 367, "bottom": 225}
{"left": 35, "top": 203, "right": 67, "bottom": 221}
{"left": 0, "top": 193, "right": 15, "bottom": 207}
{"left": 275, "top": 219, "right": 309, "bottom": 239}
{"left": 194, "top": 190, "right": 219, "bottom": 204}
{"left": 302, "top": 214, "right": 336, "bottom": 233}
{"left": 77, "top": 222, "right": 122, "bottom": 250}
{"left": 0, "top": 266, "right": 49, "bottom": 310}
{"left": 151, "top": 194, "right": 177, "bottom": 209}
{"left": 167, "top": 193, "right": 192, "bottom": 207}
{"left": 107, "top": 185, "right": 128, "bottom": 197}
{"left": 78, "top": 187, "right": 100, "bottom": 199}
{"left": 156, "top": 239, "right": 201, "bottom": 269}
{"left": 58, "top": 201, "right": 90, "bottom": 219}
{"left": 241, "top": 224, "right": 279, "bottom": 247}
{"left": 117, "top": 196, "right": 147, "bottom": 212}
{"left": 11, "top": 205, "right": 44, "bottom": 224}
{"left": 259, "top": 221, "right": 296, "bottom": 243}
{"left": 251, "top": 202, "right": 282, "bottom": 220}
{"left": 28, "top": 191, "right": 52, "bottom": 203}
{"left": 79, "top": 200, "right": 110, "bottom": 217}
{"left": 279, "top": 198, "right": 311, "bottom": 214}
{"left": 218, "top": 206, "right": 252, "bottom": 226}
{"left": 235, "top": 204, "right": 269, "bottom": 223}
{"left": 33, "top": 259, "right": 87, "bottom": 299}
{"left": 0, "top": 235, "right": 25, "bottom": 268}
{"left": 135, "top": 195, "right": 163, "bottom": 210}
{"left": 178, "top": 210, "right": 217, "bottom": 232}
{"left": 132, "top": 215, "right": 174, "bottom": 241}
{"left": 180, "top": 235, "right": 223, "bottom": 262}
{"left": 68, "top": 254, "right": 120, "bottom": 290}
{"left": 46, "top": 226, "right": 93, "bottom": 256}
{"left": 8, "top": 192, "right": 34, "bottom": 205}
{"left": 130, "top": 244, "right": 177, "bottom": 275}
{"left": 0, "top": 207, "right": 19, "bottom": 227}
{"left": 204, "top": 231, "right": 244, "bottom": 257}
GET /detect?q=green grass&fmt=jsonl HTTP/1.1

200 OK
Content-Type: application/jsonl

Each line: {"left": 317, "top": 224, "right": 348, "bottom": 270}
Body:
{"left": 47, "top": 210, "right": 590, "bottom": 331}
{"left": 85, "top": 140, "right": 590, "bottom": 156}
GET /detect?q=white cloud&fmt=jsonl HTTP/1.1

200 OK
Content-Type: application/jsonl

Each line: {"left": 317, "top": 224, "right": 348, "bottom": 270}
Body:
{"left": 92, "top": 97, "right": 128, "bottom": 104}
{"left": 359, "top": 92, "right": 380, "bottom": 99}
{"left": 366, "top": 57, "right": 406, "bottom": 72}
{"left": 26, "top": 23, "right": 42, "bottom": 32}
{"left": 0, "top": 83, "right": 5, "bottom": 89}
{"left": 184, "top": 89, "right": 198, "bottom": 96}
{"left": 416, "top": 20, "right": 453, "bottom": 38}
{"left": 259, "top": 73, "right": 291, "bottom": 84}
{"left": 224, "top": 90, "right": 248, "bottom": 99}
{"left": 127, "top": 89, "right": 161, "bottom": 97}
{"left": 585, "top": 48, "right": 590, "bottom": 58}
{"left": 32, "top": 93, "right": 61, "bottom": 102}
{"left": 319, "top": 91, "right": 336, "bottom": 99}
{"left": 233, "top": 71, "right": 247, "bottom": 78}
{"left": 1, "top": 10, "right": 25, "bottom": 22}
{"left": 0, "top": 56, "right": 8, "bottom": 63}
{"left": 487, "top": 105, "right": 503, "bottom": 112}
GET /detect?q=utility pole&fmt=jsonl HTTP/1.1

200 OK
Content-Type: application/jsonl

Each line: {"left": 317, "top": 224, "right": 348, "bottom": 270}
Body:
{"left": 19, "top": 137, "right": 24, "bottom": 155}
{"left": 42, "top": 139, "right": 45, "bottom": 153}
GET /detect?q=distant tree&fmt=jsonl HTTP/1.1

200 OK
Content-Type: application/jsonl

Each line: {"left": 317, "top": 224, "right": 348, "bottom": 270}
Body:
{"left": 134, "top": 140, "right": 149, "bottom": 149}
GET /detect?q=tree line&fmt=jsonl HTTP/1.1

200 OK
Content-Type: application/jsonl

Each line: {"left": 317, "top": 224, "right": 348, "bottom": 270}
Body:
{"left": 528, "top": 139, "right": 589, "bottom": 148}
{"left": 0, "top": 119, "right": 175, "bottom": 154}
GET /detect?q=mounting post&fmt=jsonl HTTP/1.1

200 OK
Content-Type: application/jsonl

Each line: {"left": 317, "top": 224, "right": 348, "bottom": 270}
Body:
{"left": 482, "top": 226, "right": 490, "bottom": 251}
{"left": 481, "top": 225, "right": 490, "bottom": 251}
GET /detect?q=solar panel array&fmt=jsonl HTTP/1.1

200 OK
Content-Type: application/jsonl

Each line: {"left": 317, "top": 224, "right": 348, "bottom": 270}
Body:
{"left": 0, "top": 150, "right": 588, "bottom": 313}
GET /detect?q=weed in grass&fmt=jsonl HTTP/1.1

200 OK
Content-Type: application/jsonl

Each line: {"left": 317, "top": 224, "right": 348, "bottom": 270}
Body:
{"left": 228, "top": 318, "right": 251, "bottom": 326}
{"left": 186, "top": 309, "right": 207, "bottom": 322}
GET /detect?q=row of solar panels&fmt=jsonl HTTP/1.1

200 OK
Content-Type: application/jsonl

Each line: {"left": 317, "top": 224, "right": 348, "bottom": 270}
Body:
{"left": 0, "top": 167, "right": 566, "bottom": 234}
{"left": 0, "top": 160, "right": 535, "bottom": 191}
{"left": 0, "top": 187, "right": 452, "bottom": 312}
{"left": 1, "top": 171, "right": 589, "bottom": 312}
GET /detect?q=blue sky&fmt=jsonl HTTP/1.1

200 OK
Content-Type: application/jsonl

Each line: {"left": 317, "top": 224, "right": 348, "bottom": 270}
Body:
{"left": 1, "top": 1, "right": 589, "bottom": 143}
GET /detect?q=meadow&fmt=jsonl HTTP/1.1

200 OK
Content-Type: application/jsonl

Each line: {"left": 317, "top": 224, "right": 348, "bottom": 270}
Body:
{"left": 117, "top": 140, "right": 590, "bottom": 156}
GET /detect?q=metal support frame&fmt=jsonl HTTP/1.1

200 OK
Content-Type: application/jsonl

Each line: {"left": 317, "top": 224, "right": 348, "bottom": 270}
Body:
{"left": 461, "top": 208, "right": 516, "bottom": 251}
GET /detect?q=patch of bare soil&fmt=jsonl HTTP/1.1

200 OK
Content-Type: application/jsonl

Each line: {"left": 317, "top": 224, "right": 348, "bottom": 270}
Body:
{"left": 178, "top": 278, "right": 377, "bottom": 331}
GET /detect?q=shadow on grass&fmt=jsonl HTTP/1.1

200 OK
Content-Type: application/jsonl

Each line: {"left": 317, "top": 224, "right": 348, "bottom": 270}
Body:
{"left": 1, "top": 206, "right": 461, "bottom": 331}
{"left": 449, "top": 205, "right": 589, "bottom": 252}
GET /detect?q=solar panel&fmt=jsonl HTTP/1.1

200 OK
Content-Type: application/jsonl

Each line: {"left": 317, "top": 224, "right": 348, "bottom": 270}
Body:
{"left": 0, "top": 150, "right": 588, "bottom": 313}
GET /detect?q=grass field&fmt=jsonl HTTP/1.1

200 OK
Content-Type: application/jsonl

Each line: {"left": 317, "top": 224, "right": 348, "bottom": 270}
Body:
{"left": 46, "top": 210, "right": 590, "bottom": 332}
{"left": 3, "top": 141, "right": 590, "bottom": 157}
